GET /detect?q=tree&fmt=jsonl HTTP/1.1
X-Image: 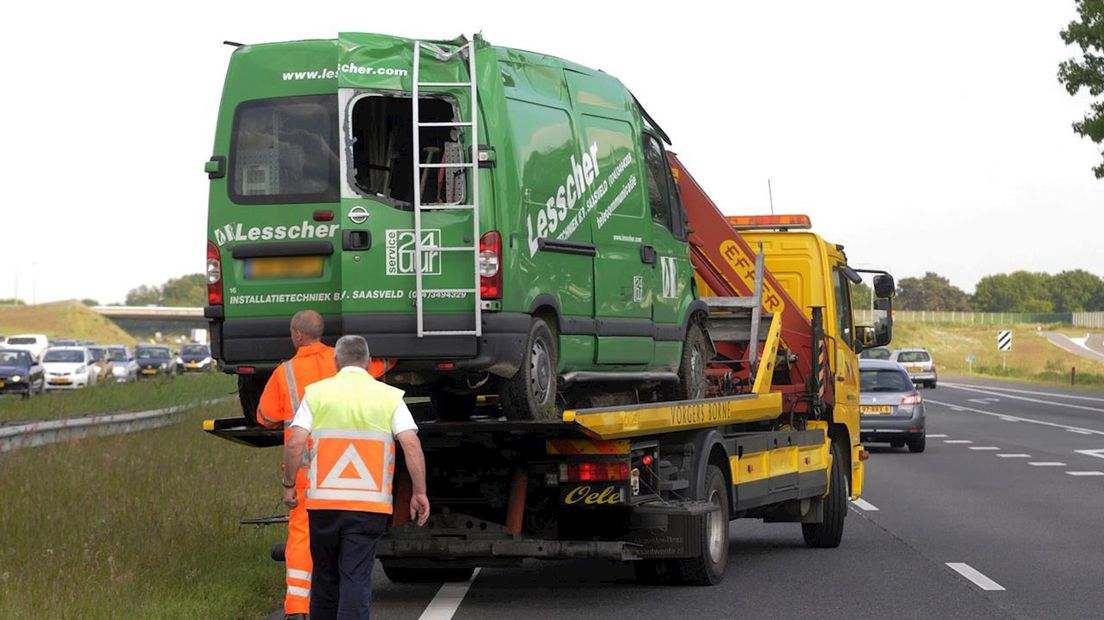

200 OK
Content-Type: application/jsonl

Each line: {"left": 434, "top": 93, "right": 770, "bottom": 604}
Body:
{"left": 852, "top": 282, "right": 873, "bottom": 312}
{"left": 973, "top": 271, "right": 1053, "bottom": 312}
{"left": 1048, "top": 269, "right": 1104, "bottom": 311}
{"left": 80, "top": 298, "right": 100, "bottom": 307}
{"left": 1058, "top": 1, "right": 1104, "bottom": 178}
{"left": 125, "top": 284, "right": 162, "bottom": 306}
{"left": 894, "top": 272, "right": 972, "bottom": 311}
{"left": 160, "top": 274, "right": 207, "bottom": 307}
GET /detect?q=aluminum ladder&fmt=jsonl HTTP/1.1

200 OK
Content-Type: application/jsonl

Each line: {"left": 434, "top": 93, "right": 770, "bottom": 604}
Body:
{"left": 411, "top": 37, "right": 481, "bottom": 337}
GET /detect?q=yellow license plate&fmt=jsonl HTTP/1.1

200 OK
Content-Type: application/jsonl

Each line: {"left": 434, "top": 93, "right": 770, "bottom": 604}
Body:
{"left": 142, "top": 369, "right": 157, "bottom": 375}
{"left": 50, "top": 378, "right": 71, "bottom": 385}
{"left": 187, "top": 363, "right": 199, "bottom": 368}
{"left": 908, "top": 366, "right": 922, "bottom": 373}
{"left": 244, "top": 256, "right": 325, "bottom": 280}
{"left": 861, "top": 405, "right": 893, "bottom": 414}
{"left": 0, "top": 381, "right": 5, "bottom": 389}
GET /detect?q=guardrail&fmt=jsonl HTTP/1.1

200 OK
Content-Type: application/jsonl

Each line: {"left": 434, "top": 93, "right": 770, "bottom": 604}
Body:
{"left": 0, "top": 398, "right": 230, "bottom": 454}
{"left": 854, "top": 309, "right": 1075, "bottom": 326}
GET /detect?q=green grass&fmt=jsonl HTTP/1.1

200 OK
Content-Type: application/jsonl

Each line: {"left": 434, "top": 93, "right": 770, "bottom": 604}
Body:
{"left": 0, "top": 401, "right": 286, "bottom": 619}
{"left": 0, "top": 373, "right": 238, "bottom": 423}
{"left": 0, "top": 300, "right": 135, "bottom": 345}
{"left": 890, "top": 322, "right": 1104, "bottom": 391}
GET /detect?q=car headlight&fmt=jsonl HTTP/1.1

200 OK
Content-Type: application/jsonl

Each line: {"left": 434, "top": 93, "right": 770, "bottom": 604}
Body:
{"left": 159, "top": 363, "right": 167, "bottom": 369}
{"left": 11, "top": 375, "right": 21, "bottom": 382}
{"left": 75, "top": 366, "right": 86, "bottom": 374}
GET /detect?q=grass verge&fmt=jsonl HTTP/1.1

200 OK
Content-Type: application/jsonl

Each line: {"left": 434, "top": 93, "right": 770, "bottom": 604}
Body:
{"left": 890, "top": 322, "right": 1104, "bottom": 391}
{"left": 0, "top": 400, "right": 285, "bottom": 619}
{"left": 0, "top": 300, "right": 135, "bottom": 345}
{"left": 0, "top": 373, "right": 237, "bottom": 423}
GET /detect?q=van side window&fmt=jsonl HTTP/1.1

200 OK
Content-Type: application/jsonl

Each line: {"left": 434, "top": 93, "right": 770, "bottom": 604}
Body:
{"left": 348, "top": 95, "right": 462, "bottom": 209}
{"left": 230, "top": 95, "right": 339, "bottom": 204}
{"left": 643, "top": 134, "right": 673, "bottom": 230}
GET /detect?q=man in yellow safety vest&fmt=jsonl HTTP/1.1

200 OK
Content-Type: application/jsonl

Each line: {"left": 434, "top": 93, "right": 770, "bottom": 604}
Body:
{"left": 281, "top": 335, "right": 429, "bottom": 619}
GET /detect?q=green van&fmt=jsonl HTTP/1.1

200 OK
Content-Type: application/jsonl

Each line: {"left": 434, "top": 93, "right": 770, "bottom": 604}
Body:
{"left": 205, "top": 33, "right": 708, "bottom": 420}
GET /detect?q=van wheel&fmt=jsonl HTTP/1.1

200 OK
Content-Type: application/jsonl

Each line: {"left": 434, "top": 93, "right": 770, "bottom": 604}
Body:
{"left": 501, "top": 317, "right": 559, "bottom": 421}
{"left": 671, "top": 464, "right": 729, "bottom": 585}
{"left": 431, "top": 389, "right": 476, "bottom": 421}
{"left": 665, "top": 323, "right": 710, "bottom": 401}
{"left": 802, "top": 441, "right": 847, "bottom": 548}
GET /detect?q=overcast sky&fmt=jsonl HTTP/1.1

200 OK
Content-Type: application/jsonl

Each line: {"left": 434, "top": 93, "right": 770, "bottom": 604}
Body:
{"left": 2, "top": 0, "right": 1100, "bottom": 304}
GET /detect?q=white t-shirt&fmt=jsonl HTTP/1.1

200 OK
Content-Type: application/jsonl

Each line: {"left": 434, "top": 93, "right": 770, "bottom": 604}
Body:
{"left": 288, "top": 368, "right": 418, "bottom": 436}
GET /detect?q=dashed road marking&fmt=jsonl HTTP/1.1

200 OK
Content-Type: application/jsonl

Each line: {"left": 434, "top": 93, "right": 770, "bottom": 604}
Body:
{"left": 925, "top": 399, "right": 1104, "bottom": 437}
{"left": 1029, "top": 462, "right": 1066, "bottom": 467}
{"left": 1075, "top": 449, "right": 1104, "bottom": 459}
{"left": 969, "top": 446, "right": 1001, "bottom": 451}
{"left": 1065, "top": 471, "right": 1104, "bottom": 477}
{"left": 997, "top": 454, "right": 1032, "bottom": 458}
{"left": 928, "top": 434, "right": 949, "bottom": 438}
{"left": 943, "top": 382, "right": 1104, "bottom": 403}
{"left": 946, "top": 563, "right": 1005, "bottom": 591}
{"left": 1068, "top": 429, "right": 1094, "bottom": 435}
{"left": 418, "top": 568, "right": 481, "bottom": 620}
{"left": 940, "top": 384, "right": 1104, "bottom": 414}
{"left": 944, "top": 439, "right": 973, "bottom": 444}
{"left": 851, "top": 498, "right": 879, "bottom": 511}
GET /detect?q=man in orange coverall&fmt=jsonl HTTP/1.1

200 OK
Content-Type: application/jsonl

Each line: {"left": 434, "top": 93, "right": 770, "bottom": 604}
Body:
{"left": 257, "top": 310, "right": 392, "bottom": 619}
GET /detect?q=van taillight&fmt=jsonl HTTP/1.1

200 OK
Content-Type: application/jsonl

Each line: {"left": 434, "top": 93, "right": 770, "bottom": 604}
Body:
{"left": 479, "top": 231, "right": 502, "bottom": 300}
{"left": 206, "top": 241, "right": 223, "bottom": 305}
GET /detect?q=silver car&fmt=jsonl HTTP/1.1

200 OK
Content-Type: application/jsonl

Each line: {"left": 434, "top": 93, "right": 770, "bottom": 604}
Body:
{"left": 859, "top": 359, "right": 926, "bottom": 453}
{"left": 105, "top": 346, "right": 139, "bottom": 383}
{"left": 890, "top": 348, "right": 938, "bottom": 388}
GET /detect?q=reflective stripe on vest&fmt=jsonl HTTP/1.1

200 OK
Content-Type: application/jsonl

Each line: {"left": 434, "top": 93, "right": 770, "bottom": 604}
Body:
{"left": 306, "top": 428, "right": 395, "bottom": 513}
{"left": 285, "top": 361, "right": 300, "bottom": 415}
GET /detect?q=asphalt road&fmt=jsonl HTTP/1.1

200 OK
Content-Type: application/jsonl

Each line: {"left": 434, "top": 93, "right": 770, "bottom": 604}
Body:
{"left": 305, "top": 377, "right": 1104, "bottom": 619}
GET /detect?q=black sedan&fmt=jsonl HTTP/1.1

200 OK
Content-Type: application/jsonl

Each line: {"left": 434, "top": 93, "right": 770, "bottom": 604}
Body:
{"left": 135, "top": 346, "right": 176, "bottom": 379}
{"left": 0, "top": 349, "right": 45, "bottom": 398}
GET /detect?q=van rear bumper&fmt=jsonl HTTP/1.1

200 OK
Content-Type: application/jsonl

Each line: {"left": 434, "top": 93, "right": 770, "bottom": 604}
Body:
{"left": 210, "top": 311, "right": 529, "bottom": 377}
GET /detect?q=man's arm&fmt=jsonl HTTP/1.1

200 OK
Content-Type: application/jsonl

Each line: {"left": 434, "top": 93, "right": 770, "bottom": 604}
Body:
{"left": 396, "top": 430, "right": 429, "bottom": 526}
{"left": 256, "top": 364, "right": 288, "bottom": 428}
{"left": 281, "top": 426, "right": 309, "bottom": 508}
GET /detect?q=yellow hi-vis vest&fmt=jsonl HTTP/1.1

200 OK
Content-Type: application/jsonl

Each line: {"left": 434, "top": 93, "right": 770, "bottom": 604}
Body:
{"left": 303, "top": 369, "right": 405, "bottom": 514}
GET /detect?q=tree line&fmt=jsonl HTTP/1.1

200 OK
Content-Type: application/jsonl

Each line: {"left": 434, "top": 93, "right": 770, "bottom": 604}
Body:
{"left": 860, "top": 271, "right": 1104, "bottom": 313}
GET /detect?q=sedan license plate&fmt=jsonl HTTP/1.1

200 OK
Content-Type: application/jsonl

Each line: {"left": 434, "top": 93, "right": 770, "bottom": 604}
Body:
{"left": 0, "top": 381, "right": 5, "bottom": 389}
{"left": 50, "top": 378, "right": 71, "bottom": 385}
{"left": 141, "top": 369, "right": 157, "bottom": 375}
{"left": 187, "top": 363, "right": 199, "bottom": 368}
{"left": 861, "top": 405, "right": 893, "bottom": 414}
{"left": 244, "top": 256, "right": 324, "bottom": 280}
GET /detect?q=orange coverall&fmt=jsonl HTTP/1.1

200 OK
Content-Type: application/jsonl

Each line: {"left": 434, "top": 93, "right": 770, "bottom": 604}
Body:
{"left": 258, "top": 343, "right": 392, "bottom": 615}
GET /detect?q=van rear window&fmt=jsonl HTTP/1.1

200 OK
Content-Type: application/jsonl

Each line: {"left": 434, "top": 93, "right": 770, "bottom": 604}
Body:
{"left": 230, "top": 95, "right": 339, "bottom": 204}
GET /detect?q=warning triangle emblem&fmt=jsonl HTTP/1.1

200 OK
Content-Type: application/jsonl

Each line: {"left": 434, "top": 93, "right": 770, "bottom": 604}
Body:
{"left": 320, "top": 443, "right": 380, "bottom": 492}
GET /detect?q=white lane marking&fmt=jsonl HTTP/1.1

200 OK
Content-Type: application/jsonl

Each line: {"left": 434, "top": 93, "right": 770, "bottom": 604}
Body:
{"left": 928, "top": 434, "right": 949, "bottom": 438}
{"left": 943, "top": 382, "right": 1104, "bottom": 403}
{"left": 940, "top": 384, "right": 1104, "bottom": 413}
{"left": 1067, "top": 429, "right": 1094, "bottom": 435}
{"left": 1075, "top": 449, "right": 1104, "bottom": 459}
{"left": 969, "top": 446, "right": 1001, "bottom": 451}
{"left": 946, "top": 563, "right": 1006, "bottom": 591}
{"left": 1065, "top": 471, "right": 1104, "bottom": 477}
{"left": 997, "top": 416, "right": 1018, "bottom": 422}
{"left": 997, "top": 454, "right": 1032, "bottom": 458}
{"left": 418, "top": 567, "right": 480, "bottom": 620}
{"left": 925, "top": 399, "right": 1104, "bottom": 437}
{"left": 851, "top": 498, "right": 879, "bottom": 511}
{"left": 1029, "top": 462, "right": 1066, "bottom": 466}
{"left": 944, "top": 439, "right": 974, "bottom": 444}
{"left": 968, "top": 398, "right": 1000, "bottom": 405}
{"left": 949, "top": 406, "right": 966, "bottom": 412}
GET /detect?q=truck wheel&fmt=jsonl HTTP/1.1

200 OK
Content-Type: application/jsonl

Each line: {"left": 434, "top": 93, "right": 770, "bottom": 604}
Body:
{"left": 802, "top": 441, "right": 846, "bottom": 548}
{"left": 673, "top": 464, "right": 729, "bottom": 585}
{"left": 382, "top": 562, "right": 475, "bottom": 583}
{"left": 500, "top": 317, "right": 559, "bottom": 420}
{"left": 664, "top": 323, "right": 709, "bottom": 401}
{"left": 908, "top": 434, "right": 926, "bottom": 453}
{"left": 431, "top": 389, "right": 477, "bottom": 421}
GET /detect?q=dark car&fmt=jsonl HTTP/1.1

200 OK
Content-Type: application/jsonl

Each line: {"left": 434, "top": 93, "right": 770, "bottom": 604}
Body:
{"left": 859, "top": 359, "right": 926, "bottom": 453}
{"left": 177, "top": 343, "right": 214, "bottom": 373}
{"left": 135, "top": 345, "right": 176, "bottom": 379}
{"left": 0, "top": 349, "right": 45, "bottom": 398}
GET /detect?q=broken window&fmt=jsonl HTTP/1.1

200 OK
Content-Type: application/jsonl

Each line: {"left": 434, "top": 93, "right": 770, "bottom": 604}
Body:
{"left": 349, "top": 95, "right": 466, "bottom": 208}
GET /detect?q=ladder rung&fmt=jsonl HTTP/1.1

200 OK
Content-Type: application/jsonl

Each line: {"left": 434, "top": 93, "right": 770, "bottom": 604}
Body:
{"left": 419, "top": 288, "right": 477, "bottom": 294}
{"left": 418, "top": 121, "right": 472, "bottom": 127}
{"left": 418, "top": 204, "right": 475, "bottom": 210}
{"left": 417, "top": 162, "right": 475, "bottom": 169}
{"left": 418, "top": 82, "right": 471, "bottom": 87}
{"left": 421, "top": 330, "right": 479, "bottom": 336}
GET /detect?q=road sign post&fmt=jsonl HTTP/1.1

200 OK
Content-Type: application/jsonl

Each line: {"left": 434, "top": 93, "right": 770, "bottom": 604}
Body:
{"left": 997, "top": 331, "right": 1012, "bottom": 370}
{"left": 965, "top": 354, "right": 976, "bottom": 374}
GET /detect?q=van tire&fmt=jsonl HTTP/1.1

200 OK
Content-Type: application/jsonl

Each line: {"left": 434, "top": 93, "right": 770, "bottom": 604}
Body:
{"left": 802, "top": 441, "right": 846, "bottom": 548}
{"left": 665, "top": 323, "right": 709, "bottom": 401}
{"left": 501, "top": 317, "right": 559, "bottom": 420}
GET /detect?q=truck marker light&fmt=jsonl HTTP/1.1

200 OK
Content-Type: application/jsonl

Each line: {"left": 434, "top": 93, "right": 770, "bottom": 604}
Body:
{"left": 726, "top": 214, "right": 812, "bottom": 230}
{"left": 313, "top": 209, "right": 335, "bottom": 222}
{"left": 436, "top": 362, "right": 456, "bottom": 370}
{"left": 206, "top": 241, "right": 223, "bottom": 305}
{"left": 642, "top": 455, "right": 654, "bottom": 466}
{"left": 567, "top": 462, "right": 629, "bottom": 482}
{"left": 238, "top": 366, "right": 256, "bottom": 375}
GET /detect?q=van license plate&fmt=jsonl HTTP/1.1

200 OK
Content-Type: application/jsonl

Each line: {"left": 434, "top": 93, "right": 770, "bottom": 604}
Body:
{"left": 244, "top": 256, "right": 324, "bottom": 280}
{"left": 861, "top": 405, "right": 893, "bottom": 414}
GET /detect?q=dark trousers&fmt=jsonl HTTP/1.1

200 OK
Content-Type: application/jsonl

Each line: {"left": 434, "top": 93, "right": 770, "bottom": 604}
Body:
{"left": 308, "top": 509, "right": 390, "bottom": 620}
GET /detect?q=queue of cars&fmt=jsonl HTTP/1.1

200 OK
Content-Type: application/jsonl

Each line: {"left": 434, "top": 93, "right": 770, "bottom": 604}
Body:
{"left": 858, "top": 346, "right": 937, "bottom": 454}
{"left": 0, "top": 335, "right": 213, "bottom": 399}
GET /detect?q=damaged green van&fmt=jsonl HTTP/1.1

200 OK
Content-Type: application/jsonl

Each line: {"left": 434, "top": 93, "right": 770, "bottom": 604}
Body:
{"left": 205, "top": 33, "right": 708, "bottom": 420}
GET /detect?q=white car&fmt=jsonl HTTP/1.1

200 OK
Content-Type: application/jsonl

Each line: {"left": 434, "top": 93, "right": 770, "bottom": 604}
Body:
{"left": 5, "top": 334, "right": 50, "bottom": 362}
{"left": 42, "top": 346, "right": 96, "bottom": 390}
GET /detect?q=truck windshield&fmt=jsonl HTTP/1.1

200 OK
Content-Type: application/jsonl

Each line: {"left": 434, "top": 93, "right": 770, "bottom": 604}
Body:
{"left": 230, "top": 95, "right": 339, "bottom": 204}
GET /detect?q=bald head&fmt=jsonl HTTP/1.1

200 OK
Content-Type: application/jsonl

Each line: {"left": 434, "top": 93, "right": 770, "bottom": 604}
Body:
{"left": 289, "top": 310, "right": 324, "bottom": 347}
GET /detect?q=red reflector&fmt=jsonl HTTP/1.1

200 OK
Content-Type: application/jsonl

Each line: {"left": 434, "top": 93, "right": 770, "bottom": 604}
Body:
{"left": 238, "top": 366, "right": 255, "bottom": 375}
{"left": 642, "top": 455, "right": 654, "bottom": 466}
{"left": 567, "top": 462, "right": 629, "bottom": 482}
{"left": 436, "top": 362, "right": 456, "bottom": 370}
{"left": 313, "top": 210, "right": 335, "bottom": 222}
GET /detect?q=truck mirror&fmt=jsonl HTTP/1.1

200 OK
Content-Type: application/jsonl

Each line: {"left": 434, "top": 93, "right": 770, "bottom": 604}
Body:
{"left": 873, "top": 298, "right": 893, "bottom": 347}
{"left": 873, "top": 274, "right": 895, "bottom": 299}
